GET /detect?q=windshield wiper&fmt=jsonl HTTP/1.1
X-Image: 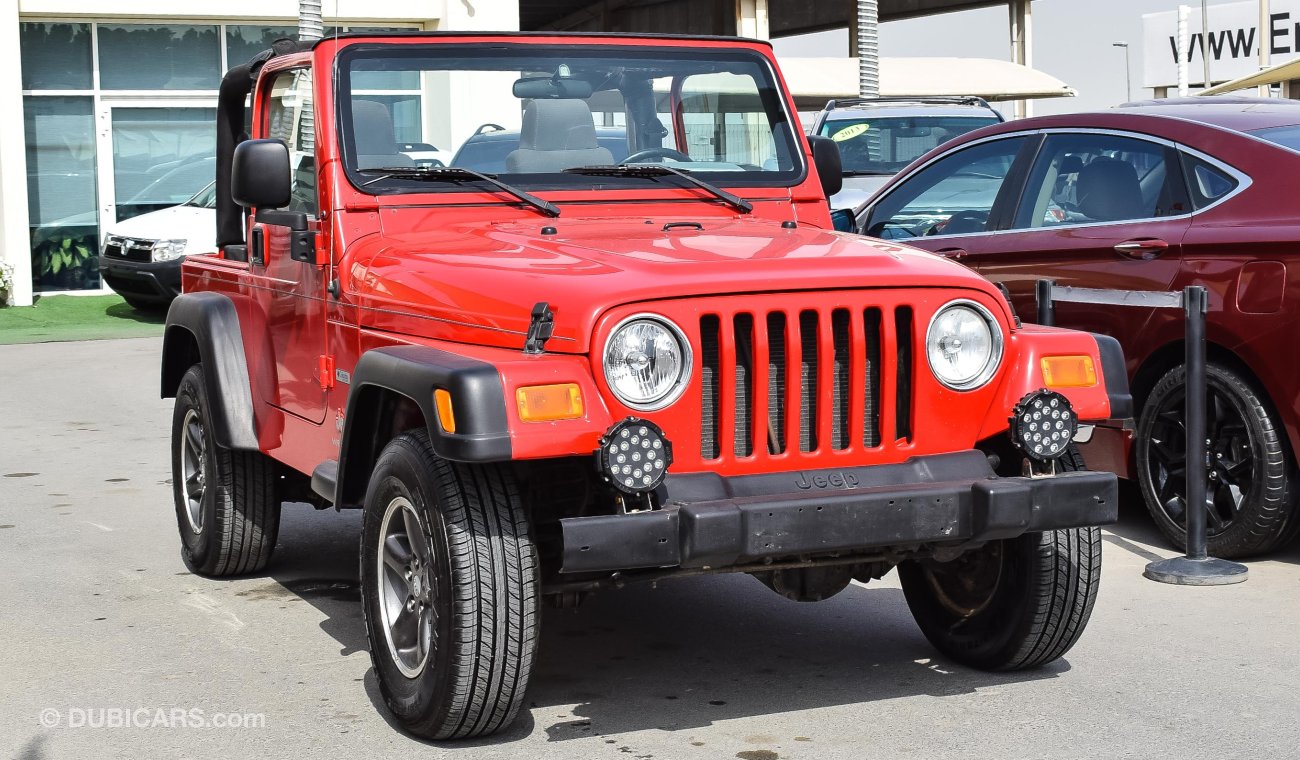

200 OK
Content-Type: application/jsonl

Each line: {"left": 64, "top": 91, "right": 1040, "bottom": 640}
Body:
{"left": 563, "top": 164, "right": 753, "bottom": 214}
{"left": 842, "top": 170, "right": 894, "bottom": 177}
{"left": 358, "top": 166, "right": 560, "bottom": 218}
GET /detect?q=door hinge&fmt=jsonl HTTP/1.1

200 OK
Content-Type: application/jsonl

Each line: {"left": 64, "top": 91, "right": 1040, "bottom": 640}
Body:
{"left": 318, "top": 355, "right": 336, "bottom": 390}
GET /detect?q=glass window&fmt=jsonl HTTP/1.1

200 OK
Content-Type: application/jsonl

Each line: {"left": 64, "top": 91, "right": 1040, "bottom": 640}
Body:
{"left": 20, "top": 23, "right": 93, "bottom": 90}
{"left": 1012, "top": 133, "right": 1186, "bottom": 229}
{"left": 356, "top": 94, "right": 422, "bottom": 144}
{"left": 820, "top": 115, "right": 1000, "bottom": 176}
{"left": 341, "top": 44, "right": 801, "bottom": 192}
{"left": 24, "top": 96, "right": 99, "bottom": 292}
{"left": 863, "top": 137, "right": 1026, "bottom": 239}
{"left": 225, "top": 25, "right": 298, "bottom": 69}
{"left": 1179, "top": 152, "right": 1240, "bottom": 210}
{"left": 97, "top": 24, "right": 220, "bottom": 90}
{"left": 265, "top": 69, "right": 318, "bottom": 216}
{"left": 111, "top": 108, "right": 217, "bottom": 221}
{"left": 1249, "top": 124, "right": 1300, "bottom": 151}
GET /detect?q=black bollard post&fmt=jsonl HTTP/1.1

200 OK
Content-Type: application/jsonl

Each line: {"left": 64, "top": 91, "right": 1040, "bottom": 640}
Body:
{"left": 1144, "top": 286, "right": 1248, "bottom": 585}
{"left": 1035, "top": 279, "right": 1055, "bottom": 327}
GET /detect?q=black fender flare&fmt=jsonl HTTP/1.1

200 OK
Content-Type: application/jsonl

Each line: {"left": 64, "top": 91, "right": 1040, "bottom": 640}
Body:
{"left": 1091, "top": 332, "right": 1134, "bottom": 420}
{"left": 160, "top": 292, "right": 260, "bottom": 450}
{"left": 334, "top": 346, "right": 512, "bottom": 508}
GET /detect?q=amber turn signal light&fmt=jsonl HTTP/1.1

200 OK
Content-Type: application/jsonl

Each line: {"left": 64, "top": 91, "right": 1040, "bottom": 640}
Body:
{"left": 516, "top": 383, "right": 584, "bottom": 422}
{"left": 434, "top": 389, "right": 457, "bottom": 433}
{"left": 1041, "top": 356, "right": 1097, "bottom": 388}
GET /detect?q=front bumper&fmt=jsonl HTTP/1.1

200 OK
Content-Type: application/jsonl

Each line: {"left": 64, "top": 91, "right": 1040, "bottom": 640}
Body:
{"left": 559, "top": 450, "right": 1117, "bottom": 574}
{"left": 98, "top": 255, "right": 182, "bottom": 303}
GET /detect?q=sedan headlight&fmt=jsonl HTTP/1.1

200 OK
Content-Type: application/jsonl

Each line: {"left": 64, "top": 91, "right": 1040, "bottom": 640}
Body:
{"left": 602, "top": 315, "right": 691, "bottom": 410}
{"left": 151, "top": 239, "right": 189, "bottom": 262}
{"left": 926, "top": 299, "right": 1003, "bottom": 390}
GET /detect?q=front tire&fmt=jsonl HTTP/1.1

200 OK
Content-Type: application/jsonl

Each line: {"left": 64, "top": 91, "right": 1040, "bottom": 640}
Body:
{"left": 171, "top": 365, "right": 280, "bottom": 576}
{"left": 1135, "top": 363, "right": 1296, "bottom": 558}
{"left": 360, "top": 430, "right": 538, "bottom": 740}
{"left": 899, "top": 447, "right": 1101, "bottom": 670}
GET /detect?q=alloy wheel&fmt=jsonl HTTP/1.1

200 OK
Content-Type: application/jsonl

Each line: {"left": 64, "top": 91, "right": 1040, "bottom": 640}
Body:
{"left": 377, "top": 496, "right": 437, "bottom": 678}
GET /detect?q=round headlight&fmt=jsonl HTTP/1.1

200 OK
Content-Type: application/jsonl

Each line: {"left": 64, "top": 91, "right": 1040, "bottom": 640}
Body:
{"left": 925, "top": 300, "right": 1003, "bottom": 390}
{"left": 602, "top": 315, "right": 691, "bottom": 410}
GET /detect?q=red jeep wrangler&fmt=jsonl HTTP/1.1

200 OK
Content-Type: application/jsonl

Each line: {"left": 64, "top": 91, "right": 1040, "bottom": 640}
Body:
{"left": 161, "top": 32, "right": 1128, "bottom": 739}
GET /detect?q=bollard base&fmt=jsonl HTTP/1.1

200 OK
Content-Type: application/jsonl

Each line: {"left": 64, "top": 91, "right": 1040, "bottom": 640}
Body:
{"left": 1144, "top": 556, "right": 1248, "bottom": 586}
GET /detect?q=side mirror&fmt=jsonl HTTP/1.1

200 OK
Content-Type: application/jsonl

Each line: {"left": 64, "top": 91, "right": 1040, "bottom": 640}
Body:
{"left": 231, "top": 139, "right": 291, "bottom": 209}
{"left": 807, "top": 135, "right": 843, "bottom": 199}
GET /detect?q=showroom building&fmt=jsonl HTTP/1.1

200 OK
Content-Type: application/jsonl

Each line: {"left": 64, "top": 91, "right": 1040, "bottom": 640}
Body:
{"left": 0, "top": 0, "right": 519, "bottom": 307}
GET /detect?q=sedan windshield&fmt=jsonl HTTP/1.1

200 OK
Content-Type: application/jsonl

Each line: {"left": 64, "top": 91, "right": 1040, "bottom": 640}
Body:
{"left": 820, "top": 115, "right": 998, "bottom": 175}
{"left": 338, "top": 43, "right": 802, "bottom": 194}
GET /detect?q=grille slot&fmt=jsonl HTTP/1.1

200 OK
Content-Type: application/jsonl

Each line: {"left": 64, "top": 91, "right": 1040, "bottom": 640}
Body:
{"left": 798, "top": 310, "right": 819, "bottom": 453}
{"left": 766, "top": 312, "right": 787, "bottom": 455}
{"left": 895, "top": 306, "right": 914, "bottom": 442}
{"left": 863, "top": 308, "right": 882, "bottom": 447}
{"left": 700, "top": 315, "right": 721, "bottom": 460}
{"left": 733, "top": 314, "right": 754, "bottom": 457}
{"left": 830, "top": 309, "right": 851, "bottom": 450}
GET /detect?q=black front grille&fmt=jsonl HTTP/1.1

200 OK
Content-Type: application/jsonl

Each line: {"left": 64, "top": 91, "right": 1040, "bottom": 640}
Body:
{"left": 103, "top": 237, "right": 153, "bottom": 263}
{"left": 699, "top": 304, "right": 901, "bottom": 461}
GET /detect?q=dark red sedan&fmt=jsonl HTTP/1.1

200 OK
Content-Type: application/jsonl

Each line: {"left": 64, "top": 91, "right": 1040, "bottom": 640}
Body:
{"left": 854, "top": 96, "right": 1300, "bottom": 557}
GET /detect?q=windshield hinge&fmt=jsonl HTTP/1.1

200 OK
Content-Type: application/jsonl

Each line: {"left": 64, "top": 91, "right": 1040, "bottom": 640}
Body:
{"left": 524, "top": 302, "right": 554, "bottom": 355}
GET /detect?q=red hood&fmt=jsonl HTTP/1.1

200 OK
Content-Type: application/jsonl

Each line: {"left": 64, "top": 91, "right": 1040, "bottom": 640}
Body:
{"left": 346, "top": 215, "right": 1006, "bottom": 353}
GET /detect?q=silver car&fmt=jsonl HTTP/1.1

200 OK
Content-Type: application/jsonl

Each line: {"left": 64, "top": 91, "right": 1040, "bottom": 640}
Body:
{"left": 811, "top": 96, "right": 1003, "bottom": 212}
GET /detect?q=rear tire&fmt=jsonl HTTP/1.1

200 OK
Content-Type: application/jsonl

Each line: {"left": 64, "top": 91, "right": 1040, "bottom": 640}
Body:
{"left": 1136, "top": 363, "right": 1296, "bottom": 558}
{"left": 360, "top": 430, "right": 538, "bottom": 740}
{"left": 171, "top": 365, "right": 280, "bottom": 576}
{"left": 899, "top": 447, "right": 1101, "bottom": 670}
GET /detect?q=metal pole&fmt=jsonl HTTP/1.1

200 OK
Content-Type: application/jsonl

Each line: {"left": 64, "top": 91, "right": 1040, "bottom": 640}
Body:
{"left": 1178, "top": 5, "right": 1191, "bottom": 96}
{"left": 1183, "top": 285, "right": 1209, "bottom": 561}
{"left": 1113, "top": 42, "right": 1131, "bottom": 102}
{"left": 1035, "top": 279, "right": 1055, "bottom": 326}
{"left": 1260, "top": 0, "right": 1272, "bottom": 96}
{"left": 1144, "top": 285, "right": 1248, "bottom": 585}
{"left": 857, "top": 0, "right": 879, "bottom": 98}
{"left": 299, "top": 0, "right": 324, "bottom": 41}
{"left": 1201, "top": 0, "right": 1213, "bottom": 87}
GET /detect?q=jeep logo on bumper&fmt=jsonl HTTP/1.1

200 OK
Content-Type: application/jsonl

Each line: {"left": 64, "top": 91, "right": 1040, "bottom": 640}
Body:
{"left": 794, "top": 471, "right": 860, "bottom": 490}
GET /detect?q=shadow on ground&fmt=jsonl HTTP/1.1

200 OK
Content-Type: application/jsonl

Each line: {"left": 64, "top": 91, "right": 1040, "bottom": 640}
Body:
{"left": 104, "top": 301, "right": 167, "bottom": 325}
{"left": 256, "top": 503, "right": 1068, "bottom": 747}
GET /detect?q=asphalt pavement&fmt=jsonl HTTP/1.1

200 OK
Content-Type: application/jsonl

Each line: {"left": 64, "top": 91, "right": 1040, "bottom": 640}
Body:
{"left": 2, "top": 337, "right": 1298, "bottom": 760}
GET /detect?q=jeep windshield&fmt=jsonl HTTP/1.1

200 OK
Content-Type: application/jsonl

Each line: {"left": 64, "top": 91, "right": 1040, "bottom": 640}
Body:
{"left": 338, "top": 43, "right": 803, "bottom": 196}
{"left": 820, "top": 116, "right": 998, "bottom": 176}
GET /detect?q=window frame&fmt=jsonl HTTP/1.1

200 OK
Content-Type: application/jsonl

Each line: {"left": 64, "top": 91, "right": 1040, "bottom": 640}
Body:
{"left": 259, "top": 65, "right": 320, "bottom": 219}
{"left": 860, "top": 133, "right": 1039, "bottom": 239}
{"left": 1008, "top": 131, "right": 1191, "bottom": 232}
{"left": 861, "top": 127, "right": 1253, "bottom": 239}
{"left": 334, "top": 42, "right": 809, "bottom": 197}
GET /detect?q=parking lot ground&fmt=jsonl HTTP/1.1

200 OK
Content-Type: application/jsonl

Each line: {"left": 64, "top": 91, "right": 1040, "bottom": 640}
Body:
{"left": 2, "top": 336, "right": 1298, "bottom": 760}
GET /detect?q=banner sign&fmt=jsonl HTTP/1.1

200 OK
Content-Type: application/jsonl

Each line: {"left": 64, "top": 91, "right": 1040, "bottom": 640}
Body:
{"left": 1143, "top": 0, "right": 1300, "bottom": 88}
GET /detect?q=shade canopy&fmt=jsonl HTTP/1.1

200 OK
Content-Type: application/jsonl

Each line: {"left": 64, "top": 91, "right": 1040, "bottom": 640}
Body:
{"left": 1200, "top": 58, "right": 1300, "bottom": 95}
{"left": 779, "top": 56, "right": 1077, "bottom": 108}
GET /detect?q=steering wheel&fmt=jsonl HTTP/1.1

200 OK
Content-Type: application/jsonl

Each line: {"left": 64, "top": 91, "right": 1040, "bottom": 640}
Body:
{"left": 926, "top": 209, "right": 989, "bottom": 236}
{"left": 473, "top": 123, "right": 506, "bottom": 136}
{"left": 621, "top": 148, "right": 692, "bottom": 164}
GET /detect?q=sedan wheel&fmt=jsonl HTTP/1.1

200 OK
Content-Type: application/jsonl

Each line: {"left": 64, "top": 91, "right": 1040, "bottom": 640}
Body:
{"left": 1136, "top": 363, "right": 1297, "bottom": 558}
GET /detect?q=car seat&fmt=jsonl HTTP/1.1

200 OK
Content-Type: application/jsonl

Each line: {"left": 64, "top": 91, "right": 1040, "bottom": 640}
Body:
{"left": 1075, "top": 156, "right": 1145, "bottom": 222}
{"left": 505, "top": 100, "right": 614, "bottom": 173}
{"left": 352, "top": 100, "right": 415, "bottom": 170}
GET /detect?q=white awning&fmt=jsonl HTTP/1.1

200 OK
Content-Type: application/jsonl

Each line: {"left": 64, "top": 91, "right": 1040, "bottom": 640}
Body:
{"left": 1200, "top": 58, "right": 1300, "bottom": 95}
{"left": 779, "top": 56, "right": 1077, "bottom": 103}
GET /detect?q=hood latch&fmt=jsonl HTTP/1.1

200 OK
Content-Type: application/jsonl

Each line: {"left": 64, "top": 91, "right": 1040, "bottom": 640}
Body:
{"left": 524, "top": 302, "right": 554, "bottom": 354}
